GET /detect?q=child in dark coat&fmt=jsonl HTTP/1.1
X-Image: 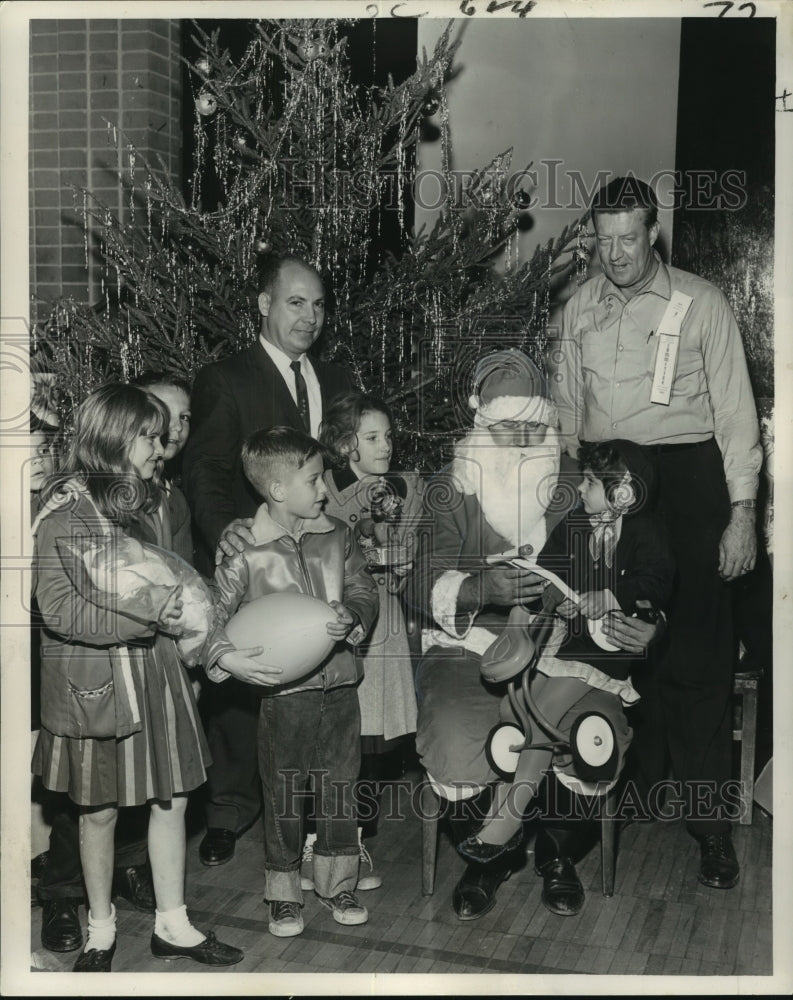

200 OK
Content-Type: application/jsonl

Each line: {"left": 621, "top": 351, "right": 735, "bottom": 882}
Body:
{"left": 459, "top": 438, "right": 675, "bottom": 859}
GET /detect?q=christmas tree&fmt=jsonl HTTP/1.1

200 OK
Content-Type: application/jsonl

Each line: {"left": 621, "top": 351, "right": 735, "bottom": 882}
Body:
{"left": 32, "top": 18, "right": 585, "bottom": 471}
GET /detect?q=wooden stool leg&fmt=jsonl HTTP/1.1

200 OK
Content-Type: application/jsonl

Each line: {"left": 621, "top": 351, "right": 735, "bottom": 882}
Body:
{"left": 739, "top": 684, "right": 758, "bottom": 826}
{"left": 600, "top": 790, "right": 616, "bottom": 897}
{"left": 420, "top": 782, "right": 440, "bottom": 895}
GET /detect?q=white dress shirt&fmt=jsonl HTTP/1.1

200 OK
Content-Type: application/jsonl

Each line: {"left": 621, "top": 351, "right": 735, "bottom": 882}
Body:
{"left": 259, "top": 336, "right": 323, "bottom": 438}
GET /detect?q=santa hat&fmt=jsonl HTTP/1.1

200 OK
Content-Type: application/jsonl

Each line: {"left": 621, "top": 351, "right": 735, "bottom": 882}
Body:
{"left": 469, "top": 348, "right": 558, "bottom": 427}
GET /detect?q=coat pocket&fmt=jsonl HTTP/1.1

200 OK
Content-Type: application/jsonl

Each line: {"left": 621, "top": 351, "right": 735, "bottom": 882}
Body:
{"left": 68, "top": 678, "right": 116, "bottom": 738}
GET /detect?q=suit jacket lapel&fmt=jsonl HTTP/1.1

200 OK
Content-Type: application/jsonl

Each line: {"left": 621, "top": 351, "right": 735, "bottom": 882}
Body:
{"left": 251, "top": 341, "right": 303, "bottom": 427}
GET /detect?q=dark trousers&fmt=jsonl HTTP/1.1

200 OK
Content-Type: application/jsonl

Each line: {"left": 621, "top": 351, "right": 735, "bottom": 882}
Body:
{"left": 534, "top": 774, "right": 599, "bottom": 868}
{"left": 37, "top": 796, "right": 148, "bottom": 902}
{"left": 627, "top": 438, "right": 736, "bottom": 835}
{"left": 258, "top": 687, "right": 361, "bottom": 902}
{"left": 202, "top": 678, "right": 263, "bottom": 833}
{"left": 356, "top": 743, "right": 411, "bottom": 838}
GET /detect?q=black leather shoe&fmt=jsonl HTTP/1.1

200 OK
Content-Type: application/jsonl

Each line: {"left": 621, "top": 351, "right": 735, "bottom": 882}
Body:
{"left": 112, "top": 864, "right": 155, "bottom": 912}
{"left": 73, "top": 940, "right": 116, "bottom": 972}
{"left": 536, "top": 856, "right": 585, "bottom": 916}
{"left": 199, "top": 828, "right": 236, "bottom": 867}
{"left": 457, "top": 827, "right": 524, "bottom": 864}
{"left": 697, "top": 831, "right": 739, "bottom": 889}
{"left": 150, "top": 930, "right": 244, "bottom": 966}
{"left": 452, "top": 862, "right": 513, "bottom": 921}
{"left": 41, "top": 899, "right": 83, "bottom": 952}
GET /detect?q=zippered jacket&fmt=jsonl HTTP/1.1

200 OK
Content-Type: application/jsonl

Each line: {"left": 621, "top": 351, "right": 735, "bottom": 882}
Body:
{"left": 203, "top": 505, "right": 379, "bottom": 695}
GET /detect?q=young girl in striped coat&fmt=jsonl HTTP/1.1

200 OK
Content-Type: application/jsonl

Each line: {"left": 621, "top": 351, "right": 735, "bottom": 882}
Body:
{"left": 32, "top": 384, "right": 241, "bottom": 972}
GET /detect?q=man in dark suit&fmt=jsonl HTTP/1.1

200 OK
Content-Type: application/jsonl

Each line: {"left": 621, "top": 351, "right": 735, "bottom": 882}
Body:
{"left": 183, "top": 255, "right": 354, "bottom": 865}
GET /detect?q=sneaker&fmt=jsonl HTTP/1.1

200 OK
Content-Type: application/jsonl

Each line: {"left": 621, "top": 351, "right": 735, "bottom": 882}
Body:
{"left": 299, "top": 840, "right": 315, "bottom": 891}
{"left": 357, "top": 841, "right": 383, "bottom": 891}
{"left": 268, "top": 900, "right": 304, "bottom": 938}
{"left": 316, "top": 889, "right": 368, "bottom": 926}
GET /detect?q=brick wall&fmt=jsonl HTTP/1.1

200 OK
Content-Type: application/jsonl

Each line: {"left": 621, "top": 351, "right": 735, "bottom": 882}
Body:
{"left": 29, "top": 19, "right": 182, "bottom": 317}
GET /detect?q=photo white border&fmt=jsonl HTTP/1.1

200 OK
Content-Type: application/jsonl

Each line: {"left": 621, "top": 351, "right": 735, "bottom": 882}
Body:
{"left": 2, "top": 0, "right": 791, "bottom": 994}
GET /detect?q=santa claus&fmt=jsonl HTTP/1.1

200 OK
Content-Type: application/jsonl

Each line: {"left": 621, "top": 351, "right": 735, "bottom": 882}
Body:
{"left": 413, "top": 348, "right": 598, "bottom": 921}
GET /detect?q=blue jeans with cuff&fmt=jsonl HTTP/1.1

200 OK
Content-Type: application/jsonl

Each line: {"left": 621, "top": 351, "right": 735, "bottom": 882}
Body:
{"left": 258, "top": 686, "right": 361, "bottom": 904}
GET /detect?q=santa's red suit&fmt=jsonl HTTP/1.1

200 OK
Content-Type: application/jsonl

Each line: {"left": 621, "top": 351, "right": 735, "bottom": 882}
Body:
{"left": 410, "top": 350, "right": 605, "bottom": 919}
{"left": 413, "top": 397, "right": 561, "bottom": 792}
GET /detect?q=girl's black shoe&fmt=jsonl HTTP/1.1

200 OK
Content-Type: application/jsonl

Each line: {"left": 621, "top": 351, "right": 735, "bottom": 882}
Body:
{"left": 457, "top": 827, "right": 523, "bottom": 864}
{"left": 73, "top": 940, "right": 116, "bottom": 972}
{"left": 150, "top": 929, "right": 244, "bottom": 966}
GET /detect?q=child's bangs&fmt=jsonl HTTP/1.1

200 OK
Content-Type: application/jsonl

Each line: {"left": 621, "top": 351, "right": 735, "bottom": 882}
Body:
{"left": 141, "top": 399, "right": 168, "bottom": 437}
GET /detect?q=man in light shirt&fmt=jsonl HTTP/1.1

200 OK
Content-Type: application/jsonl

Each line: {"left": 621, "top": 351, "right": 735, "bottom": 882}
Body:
{"left": 183, "top": 255, "right": 353, "bottom": 866}
{"left": 551, "top": 176, "right": 762, "bottom": 890}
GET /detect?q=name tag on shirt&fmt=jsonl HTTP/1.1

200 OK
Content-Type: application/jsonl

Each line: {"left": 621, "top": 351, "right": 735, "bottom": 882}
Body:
{"left": 650, "top": 291, "right": 693, "bottom": 405}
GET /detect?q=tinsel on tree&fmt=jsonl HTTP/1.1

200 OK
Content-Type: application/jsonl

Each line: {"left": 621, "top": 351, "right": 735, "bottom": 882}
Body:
{"left": 33, "top": 18, "right": 586, "bottom": 471}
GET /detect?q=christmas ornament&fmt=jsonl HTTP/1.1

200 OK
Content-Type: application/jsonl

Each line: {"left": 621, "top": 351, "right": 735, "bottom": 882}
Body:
{"left": 195, "top": 56, "right": 210, "bottom": 75}
{"left": 299, "top": 37, "right": 328, "bottom": 61}
{"left": 422, "top": 95, "right": 440, "bottom": 117}
{"left": 255, "top": 238, "right": 271, "bottom": 253}
{"left": 195, "top": 90, "right": 217, "bottom": 116}
{"left": 512, "top": 189, "right": 531, "bottom": 210}
{"left": 224, "top": 592, "right": 336, "bottom": 683}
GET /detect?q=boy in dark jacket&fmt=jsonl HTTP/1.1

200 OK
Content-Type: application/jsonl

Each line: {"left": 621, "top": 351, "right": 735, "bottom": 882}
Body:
{"left": 203, "top": 427, "right": 378, "bottom": 937}
{"left": 459, "top": 438, "right": 675, "bottom": 861}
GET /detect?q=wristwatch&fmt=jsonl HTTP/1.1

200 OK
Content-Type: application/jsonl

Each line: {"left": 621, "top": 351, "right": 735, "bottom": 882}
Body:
{"left": 731, "top": 499, "right": 757, "bottom": 509}
{"left": 346, "top": 614, "right": 366, "bottom": 646}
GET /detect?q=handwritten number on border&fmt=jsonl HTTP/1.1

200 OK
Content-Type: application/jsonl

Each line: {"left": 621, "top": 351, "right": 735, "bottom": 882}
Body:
{"left": 703, "top": 1, "right": 757, "bottom": 16}
{"left": 460, "top": 1, "right": 537, "bottom": 15}
{"left": 366, "top": 2, "right": 429, "bottom": 14}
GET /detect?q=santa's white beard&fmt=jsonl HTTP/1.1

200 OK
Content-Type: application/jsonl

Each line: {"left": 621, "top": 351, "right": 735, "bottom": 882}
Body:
{"left": 450, "top": 427, "right": 560, "bottom": 556}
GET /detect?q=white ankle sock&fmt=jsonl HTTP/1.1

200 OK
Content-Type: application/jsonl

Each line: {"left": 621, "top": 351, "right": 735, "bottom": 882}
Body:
{"left": 85, "top": 903, "right": 116, "bottom": 952}
{"left": 304, "top": 832, "right": 317, "bottom": 849}
{"left": 154, "top": 904, "right": 205, "bottom": 947}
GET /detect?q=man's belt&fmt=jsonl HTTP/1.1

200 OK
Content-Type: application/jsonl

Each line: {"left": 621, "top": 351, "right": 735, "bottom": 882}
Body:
{"left": 645, "top": 436, "right": 714, "bottom": 454}
{"left": 581, "top": 436, "right": 714, "bottom": 455}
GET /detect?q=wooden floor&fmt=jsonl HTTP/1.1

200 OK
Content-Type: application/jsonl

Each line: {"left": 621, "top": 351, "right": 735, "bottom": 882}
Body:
{"left": 30, "top": 769, "right": 773, "bottom": 983}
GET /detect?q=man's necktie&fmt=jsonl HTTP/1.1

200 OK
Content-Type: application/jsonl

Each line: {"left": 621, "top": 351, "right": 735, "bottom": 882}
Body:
{"left": 289, "top": 360, "right": 310, "bottom": 431}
